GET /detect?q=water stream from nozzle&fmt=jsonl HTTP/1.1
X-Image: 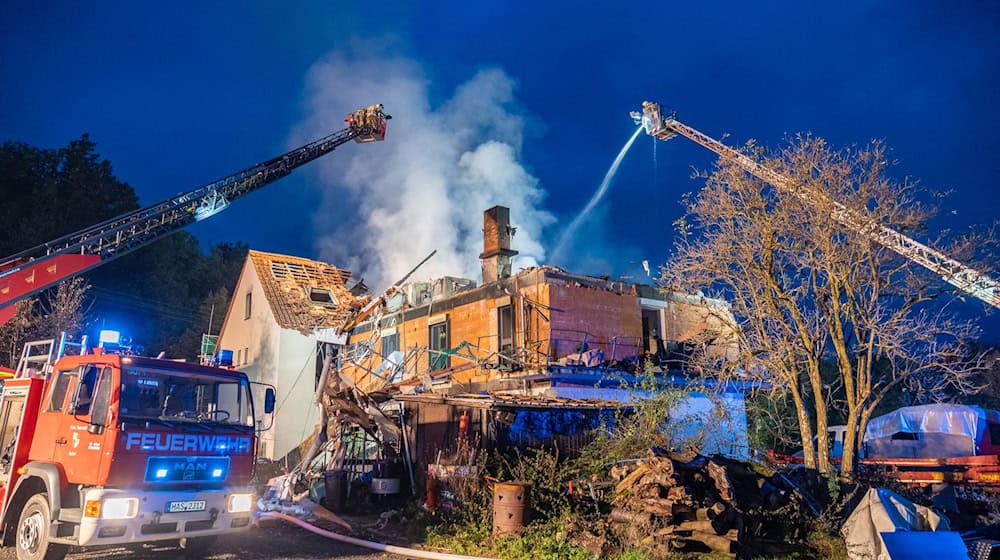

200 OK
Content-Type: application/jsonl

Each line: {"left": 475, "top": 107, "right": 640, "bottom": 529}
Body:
{"left": 552, "top": 125, "right": 644, "bottom": 263}
{"left": 653, "top": 135, "right": 658, "bottom": 186}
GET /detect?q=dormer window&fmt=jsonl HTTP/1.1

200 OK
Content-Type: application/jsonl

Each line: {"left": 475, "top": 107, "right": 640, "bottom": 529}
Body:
{"left": 307, "top": 287, "right": 338, "bottom": 306}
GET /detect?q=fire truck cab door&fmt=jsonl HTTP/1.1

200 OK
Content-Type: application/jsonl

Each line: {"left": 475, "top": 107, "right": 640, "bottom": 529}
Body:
{"left": 53, "top": 365, "right": 111, "bottom": 483}
{"left": 32, "top": 367, "right": 78, "bottom": 463}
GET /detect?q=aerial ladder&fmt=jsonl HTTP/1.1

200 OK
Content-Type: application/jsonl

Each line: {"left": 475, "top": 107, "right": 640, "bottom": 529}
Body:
{"left": 631, "top": 101, "right": 1000, "bottom": 310}
{"left": 0, "top": 104, "right": 391, "bottom": 326}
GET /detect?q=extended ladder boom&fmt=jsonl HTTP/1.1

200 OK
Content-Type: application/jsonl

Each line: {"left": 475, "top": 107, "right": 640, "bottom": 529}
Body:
{"left": 0, "top": 105, "right": 390, "bottom": 321}
{"left": 632, "top": 101, "right": 1000, "bottom": 309}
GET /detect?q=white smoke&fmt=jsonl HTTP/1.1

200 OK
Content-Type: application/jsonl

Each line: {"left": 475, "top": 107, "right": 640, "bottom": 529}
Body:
{"left": 290, "top": 45, "right": 554, "bottom": 290}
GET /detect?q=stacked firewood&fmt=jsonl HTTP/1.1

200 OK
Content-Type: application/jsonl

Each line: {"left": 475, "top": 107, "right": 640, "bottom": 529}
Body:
{"left": 608, "top": 451, "right": 753, "bottom": 558}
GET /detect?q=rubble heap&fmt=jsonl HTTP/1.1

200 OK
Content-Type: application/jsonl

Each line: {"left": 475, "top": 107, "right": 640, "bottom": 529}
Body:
{"left": 606, "top": 449, "right": 810, "bottom": 558}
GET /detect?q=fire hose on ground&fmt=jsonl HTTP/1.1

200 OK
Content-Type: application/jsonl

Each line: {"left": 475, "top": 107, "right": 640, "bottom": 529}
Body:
{"left": 258, "top": 511, "right": 500, "bottom": 560}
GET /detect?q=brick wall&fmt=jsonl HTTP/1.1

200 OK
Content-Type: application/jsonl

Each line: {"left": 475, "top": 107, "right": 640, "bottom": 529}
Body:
{"left": 342, "top": 272, "right": 734, "bottom": 386}
{"left": 546, "top": 284, "right": 643, "bottom": 360}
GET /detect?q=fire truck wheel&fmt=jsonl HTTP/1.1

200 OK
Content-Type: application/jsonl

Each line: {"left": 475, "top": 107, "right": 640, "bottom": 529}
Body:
{"left": 15, "top": 494, "right": 67, "bottom": 560}
{"left": 179, "top": 535, "right": 217, "bottom": 558}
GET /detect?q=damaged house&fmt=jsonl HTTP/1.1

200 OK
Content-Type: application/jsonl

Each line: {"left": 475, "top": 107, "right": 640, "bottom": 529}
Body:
{"left": 215, "top": 207, "right": 749, "bottom": 477}
{"left": 215, "top": 250, "right": 363, "bottom": 460}
{"left": 338, "top": 207, "right": 750, "bottom": 479}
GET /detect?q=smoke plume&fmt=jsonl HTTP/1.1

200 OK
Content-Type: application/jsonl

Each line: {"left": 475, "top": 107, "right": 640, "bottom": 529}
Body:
{"left": 290, "top": 45, "right": 554, "bottom": 290}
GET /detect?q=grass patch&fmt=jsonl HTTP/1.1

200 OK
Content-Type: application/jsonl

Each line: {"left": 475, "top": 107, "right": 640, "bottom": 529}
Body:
{"left": 425, "top": 517, "right": 596, "bottom": 560}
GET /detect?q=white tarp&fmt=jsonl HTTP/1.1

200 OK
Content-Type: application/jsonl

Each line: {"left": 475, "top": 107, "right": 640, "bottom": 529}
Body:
{"left": 841, "top": 488, "right": 951, "bottom": 560}
{"left": 864, "top": 403, "right": 999, "bottom": 459}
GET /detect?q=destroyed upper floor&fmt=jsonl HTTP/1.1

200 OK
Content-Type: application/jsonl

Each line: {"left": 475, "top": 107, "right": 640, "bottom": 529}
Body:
{"left": 341, "top": 206, "right": 739, "bottom": 392}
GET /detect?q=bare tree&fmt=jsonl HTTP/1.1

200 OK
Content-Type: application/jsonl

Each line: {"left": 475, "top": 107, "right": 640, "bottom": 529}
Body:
{"left": 665, "top": 135, "right": 988, "bottom": 478}
{"left": 37, "top": 277, "right": 91, "bottom": 337}
{"left": 0, "top": 278, "right": 91, "bottom": 369}
{"left": 0, "top": 299, "right": 36, "bottom": 369}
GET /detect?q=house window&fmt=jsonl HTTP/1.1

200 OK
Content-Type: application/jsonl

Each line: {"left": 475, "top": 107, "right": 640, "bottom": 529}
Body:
{"left": 382, "top": 331, "right": 400, "bottom": 358}
{"left": 429, "top": 320, "right": 449, "bottom": 371}
{"left": 244, "top": 347, "right": 249, "bottom": 365}
{"left": 308, "top": 287, "right": 338, "bottom": 306}
{"left": 498, "top": 304, "right": 514, "bottom": 365}
{"left": 245, "top": 292, "right": 252, "bottom": 320}
{"left": 346, "top": 341, "right": 371, "bottom": 362}
{"left": 381, "top": 331, "right": 401, "bottom": 382}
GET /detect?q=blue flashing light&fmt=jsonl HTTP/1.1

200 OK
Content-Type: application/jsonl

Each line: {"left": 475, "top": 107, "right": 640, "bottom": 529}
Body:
{"left": 145, "top": 456, "right": 230, "bottom": 483}
{"left": 99, "top": 330, "right": 121, "bottom": 344}
{"left": 217, "top": 349, "right": 233, "bottom": 367}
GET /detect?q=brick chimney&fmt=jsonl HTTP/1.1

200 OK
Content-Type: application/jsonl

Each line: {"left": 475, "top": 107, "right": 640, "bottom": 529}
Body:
{"left": 480, "top": 206, "right": 518, "bottom": 284}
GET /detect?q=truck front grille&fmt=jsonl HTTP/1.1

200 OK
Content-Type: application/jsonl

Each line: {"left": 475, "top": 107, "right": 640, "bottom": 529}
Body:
{"left": 140, "top": 522, "right": 178, "bottom": 535}
{"left": 185, "top": 519, "right": 215, "bottom": 531}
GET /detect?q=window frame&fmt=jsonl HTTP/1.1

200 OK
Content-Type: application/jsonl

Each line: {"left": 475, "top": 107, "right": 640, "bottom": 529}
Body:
{"left": 47, "top": 368, "right": 78, "bottom": 413}
{"left": 381, "top": 331, "right": 400, "bottom": 358}
{"left": 428, "top": 320, "right": 450, "bottom": 371}
{"left": 498, "top": 304, "right": 515, "bottom": 355}
{"left": 307, "top": 287, "right": 338, "bottom": 306}
{"left": 69, "top": 364, "right": 106, "bottom": 416}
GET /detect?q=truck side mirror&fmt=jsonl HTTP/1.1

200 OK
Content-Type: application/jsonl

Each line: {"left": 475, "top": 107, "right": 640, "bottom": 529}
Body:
{"left": 88, "top": 368, "right": 112, "bottom": 435}
{"left": 264, "top": 387, "right": 275, "bottom": 414}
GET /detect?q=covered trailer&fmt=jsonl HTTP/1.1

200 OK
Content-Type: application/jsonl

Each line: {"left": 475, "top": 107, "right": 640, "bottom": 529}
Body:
{"left": 863, "top": 404, "right": 1000, "bottom": 459}
{"left": 860, "top": 404, "right": 1000, "bottom": 486}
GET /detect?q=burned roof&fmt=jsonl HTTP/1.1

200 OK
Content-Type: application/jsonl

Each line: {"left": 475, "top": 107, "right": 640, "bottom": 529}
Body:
{"left": 248, "top": 250, "right": 359, "bottom": 332}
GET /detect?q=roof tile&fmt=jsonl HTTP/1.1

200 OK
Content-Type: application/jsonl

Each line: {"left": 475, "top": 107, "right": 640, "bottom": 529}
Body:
{"left": 248, "top": 250, "right": 359, "bottom": 333}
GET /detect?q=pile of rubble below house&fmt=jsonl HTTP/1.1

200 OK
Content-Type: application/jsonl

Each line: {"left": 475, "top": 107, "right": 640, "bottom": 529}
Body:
{"left": 603, "top": 448, "right": 816, "bottom": 559}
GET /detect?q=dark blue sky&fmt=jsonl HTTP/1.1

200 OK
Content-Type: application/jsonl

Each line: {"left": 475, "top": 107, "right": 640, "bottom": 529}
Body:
{"left": 3, "top": 2, "right": 999, "bottom": 334}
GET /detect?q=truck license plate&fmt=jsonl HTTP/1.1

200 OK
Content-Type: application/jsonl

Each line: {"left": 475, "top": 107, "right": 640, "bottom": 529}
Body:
{"left": 166, "top": 500, "right": 206, "bottom": 513}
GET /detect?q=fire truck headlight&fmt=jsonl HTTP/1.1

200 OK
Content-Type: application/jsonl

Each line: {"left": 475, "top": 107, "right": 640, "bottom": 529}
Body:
{"left": 227, "top": 493, "right": 253, "bottom": 513}
{"left": 100, "top": 498, "right": 138, "bottom": 519}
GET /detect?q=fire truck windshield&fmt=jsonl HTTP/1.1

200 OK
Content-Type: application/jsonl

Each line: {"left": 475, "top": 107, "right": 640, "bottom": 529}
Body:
{"left": 120, "top": 366, "right": 254, "bottom": 428}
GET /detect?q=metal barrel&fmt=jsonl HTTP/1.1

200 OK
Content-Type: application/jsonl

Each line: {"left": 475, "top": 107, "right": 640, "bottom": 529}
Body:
{"left": 323, "top": 470, "right": 348, "bottom": 513}
{"left": 492, "top": 481, "right": 530, "bottom": 537}
{"left": 371, "top": 461, "right": 402, "bottom": 495}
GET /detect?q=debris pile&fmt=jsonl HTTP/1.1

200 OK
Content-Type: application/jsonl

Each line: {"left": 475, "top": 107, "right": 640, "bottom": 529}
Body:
{"left": 604, "top": 449, "right": 811, "bottom": 558}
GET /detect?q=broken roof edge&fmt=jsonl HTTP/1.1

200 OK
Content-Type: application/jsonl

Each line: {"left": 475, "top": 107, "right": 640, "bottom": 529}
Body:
{"left": 350, "top": 266, "right": 683, "bottom": 335}
{"left": 393, "top": 392, "right": 632, "bottom": 410}
{"left": 247, "top": 249, "right": 360, "bottom": 331}
{"left": 247, "top": 248, "right": 353, "bottom": 280}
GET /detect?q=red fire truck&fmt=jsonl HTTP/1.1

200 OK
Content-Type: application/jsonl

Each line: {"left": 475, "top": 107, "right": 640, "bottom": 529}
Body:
{"left": 0, "top": 104, "right": 390, "bottom": 559}
{"left": 0, "top": 334, "right": 275, "bottom": 560}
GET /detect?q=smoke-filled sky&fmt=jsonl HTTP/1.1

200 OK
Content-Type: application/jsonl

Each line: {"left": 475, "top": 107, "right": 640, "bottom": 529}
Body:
{"left": 290, "top": 46, "right": 554, "bottom": 286}
{"left": 2, "top": 2, "right": 999, "bottom": 332}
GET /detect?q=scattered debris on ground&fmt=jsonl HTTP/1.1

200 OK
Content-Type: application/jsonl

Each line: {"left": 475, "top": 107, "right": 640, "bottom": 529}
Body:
{"left": 596, "top": 448, "right": 825, "bottom": 558}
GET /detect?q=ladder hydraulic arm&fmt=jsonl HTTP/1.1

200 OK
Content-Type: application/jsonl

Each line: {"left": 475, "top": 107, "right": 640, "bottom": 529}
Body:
{"left": 632, "top": 101, "right": 1000, "bottom": 310}
{"left": 0, "top": 104, "right": 391, "bottom": 325}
